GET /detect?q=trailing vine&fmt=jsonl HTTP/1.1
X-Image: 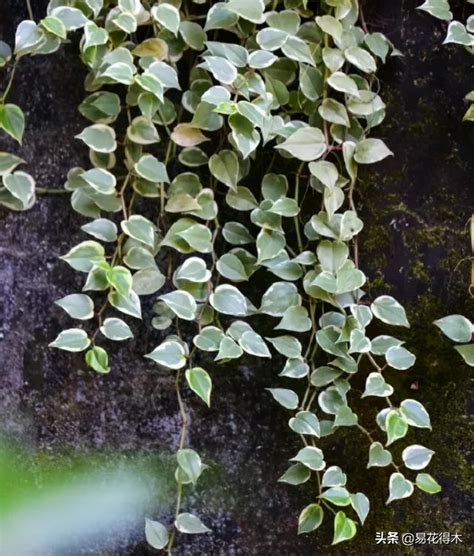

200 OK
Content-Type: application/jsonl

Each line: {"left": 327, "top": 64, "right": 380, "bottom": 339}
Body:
{"left": 418, "top": 0, "right": 474, "bottom": 366}
{"left": 0, "top": 0, "right": 446, "bottom": 551}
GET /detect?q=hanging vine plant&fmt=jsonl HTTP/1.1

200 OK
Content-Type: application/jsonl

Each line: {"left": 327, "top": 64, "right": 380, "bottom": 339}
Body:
{"left": 0, "top": 0, "right": 444, "bottom": 551}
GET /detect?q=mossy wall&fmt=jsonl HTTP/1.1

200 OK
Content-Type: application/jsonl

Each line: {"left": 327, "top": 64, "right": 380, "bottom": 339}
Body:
{"left": 0, "top": 1, "right": 472, "bottom": 554}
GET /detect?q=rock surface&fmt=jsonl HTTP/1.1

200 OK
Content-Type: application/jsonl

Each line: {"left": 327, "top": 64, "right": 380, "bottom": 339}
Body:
{"left": 0, "top": 1, "right": 472, "bottom": 554}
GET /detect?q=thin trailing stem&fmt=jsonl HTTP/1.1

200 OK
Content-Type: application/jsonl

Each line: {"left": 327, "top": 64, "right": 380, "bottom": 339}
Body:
{"left": 1, "top": 60, "right": 18, "bottom": 103}
{"left": 25, "top": 0, "right": 34, "bottom": 20}
{"left": 167, "top": 369, "right": 188, "bottom": 555}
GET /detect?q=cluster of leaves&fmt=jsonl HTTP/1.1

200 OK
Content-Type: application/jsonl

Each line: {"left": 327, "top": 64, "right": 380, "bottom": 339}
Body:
{"left": 1, "top": 0, "right": 445, "bottom": 551}
{"left": 0, "top": 31, "right": 35, "bottom": 209}
{"left": 418, "top": 0, "right": 474, "bottom": 120}
{"left": 435, "top": 314, "right": 474, "bottom": 366}
{"left": 418, "top": 0, "right": 474, "bottom": 365}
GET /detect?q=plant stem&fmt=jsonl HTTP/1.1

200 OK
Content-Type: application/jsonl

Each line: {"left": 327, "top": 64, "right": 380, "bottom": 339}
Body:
{"left": 293, "top": 161, "right": 305, "bottom": 253}
{"left": 1, "top": 60, "right": 18, "bottom": 103}
{"left": 25, "top": 0, "right": 34, "bottom": 19}
{"left": 36, "top": 188, "right": 68, "bottom": 194}
{"left": 167, "top": 369, "right": 188, "bottom": 555}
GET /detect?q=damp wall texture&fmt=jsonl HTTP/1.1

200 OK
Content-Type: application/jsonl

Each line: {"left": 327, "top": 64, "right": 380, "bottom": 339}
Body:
{"left": 0, "top": 1, "right": 473, "bottom": 554}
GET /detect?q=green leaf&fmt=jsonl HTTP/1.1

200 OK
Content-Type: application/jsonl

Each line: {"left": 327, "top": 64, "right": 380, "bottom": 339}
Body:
{"left": 3, "top": 171, "right": 35, "bottom": 206}
{"left": 121, "top": 215, "right": 155, "bottom": 248}
{"left": 434, "top": 314, "right": 472, "bottom": 343}
{"left": 0, "top": 104, "right": 25, "bottom": 143}
{"left": 371, "top": 295, "right": 409, "bottom": 327}
{"left": 174, "top": 513, "right": 210, "bottom": 534}
{"left": 310, "top": 366, "right": 342, "bottom": 387}
{"left": 289, "top": 411, "right": 320, "bottom": 437}
{"left": 385, "top": 346, "right": 416, "bottom": 370}
{"left": 267, "top": 388, "right": 299, "bottom": 410}
{"left": 108, "top": 290, "right": 142, "bottom": 319}
{"left": 278, "top": 463, "right": 311, "bottom": 485}
{"left": 260, "top": 282, "right": 300, "bottom": 316}
{"left": 14, "top": 20, "right": 44, "bottom": 57}
{"left": 51, "top": 7, "right": 88, "bottom": 31}
{"left": 443, "top": 21, "right": 474, "bottom": 46}
{"left": 133, "top": 267, "right": 165, "bottom": 296}
{"left": 319, "top": 98, "right": 350, "bottom": 127}
{"left": 276, "top": 127, "right": 326, "bottom": 161}
{"left": 370, "top": 335, "right": 403, "bottom": 356}
{"left": 282, "top": 36, "right": 314, "bottom": 65}
{"left": 400, "top": 399, "right": 431, "bottom": 429}
{"left": 291, "top": 446, "right": 325, "bottom": 471}
{"left": 193, "top": 326, "right": 224, "bottom": 352}
{"left": 386, "top": 410, "right": 408, "bottom": 446}
{"left": 171, "top": 123, "right": 208, "bottom": 148}
{"left": 151, "top": 3, "right": 180, "bottom": 35}
{"left": 49, "top": 328, "right": 90, "bottom": 352}
{"left": 365, "top": 32, "right": 390, "bottom": 62}
{"left": 209, "top": 150, "right": 239, "bottom": 191}
{"left": 55, "top": 293, "right": 94, "bottom": 320}
{"left": 175, "top": 257, "right": 211, "bottom": 283}
{"left": 81, "top": 218, "right": 117, "bottom": 242}
{"left": 267, "top": 336, "right": 302, "bottom": 358}
{"left": 76, "top": 124, "right": 117, "bottom": 153}
{"left": 386, "top": 472, "right": 414, "bottom": 504}
{"left": 226, "top": 0, "right": 265, "bottom": 24}
{"left": 210, "top": 284, "right": 247, "bottom": 316}
{"left": 239, "top": 330, "right": 271, "bottom": 357}
{"left": 454, "top": 344, "right": 474, "bottom": 366}
{"left": 186, "top": 367, "right": 212, "bottom": 406}
{"left": 145, "top": 339, "right": 187, "bottom": 369}
{"left": 354, "top": 139, "right": 393, "bottom": 164}
{"left": 135, "top": 154, "right": 169, "bottom": 183}
{"left": 280, "top": 357, "right": 309, "bottom": 378}
{"left": 276, "top": 306, "right": 312, "bottom": 333}
{"left": 145, "top": 519, "right": 169, "bottom": 550}
{"left": 350, "top": 493, "right": 370, "bottom": 525}
{"left": 177, "top": 448, "right": 203, "bottom": 485}
{"left": 332, "top": 511, "right": 357, "bottom": 545}
{"left": 327, "top": 72, "right": 359, "bottom": 97}
{"left": 257, "top": 28, "right": 288, "bottom": 51}
{"left": 176, "top": 223, "right": 213, "bottom": 253}
{"left": 100, "top": 317, "right": 133, "bottom": 341}
{"left": 322, "top": 466, "right": 347, "bottom": 488}
{"left": 159, "top": 290, "right": 197, "bottom": 321}
{"left": 216, "top": 253, "right": 248, "bottom": 282}
{"left": 415, "top": 473, "right": 442, "bottom": 494}
{"left": 344, "top": 46, "right": 377, "bottom": 73}
{"left": 107, "top": 266, "right": 133, "bottom": 297}
{"left": 85, "top": 346, "right": 110, "bottom": 374}
{"left": 298, "top": 503, "right": 324, "bottom": 535}
{"left": 200, "top": 56, "right": 237, "bottom": 84}
{"left": 229, "top": 114, "right": 260, "bottom": 159}
{"left": 316, "top": 15, "right": 343, "bottom": 40}
{"left": 257, "top": 229, "right": 285, "bottom": 263}
{"left": 320, "top": 487, "right": 351, "bottom": 507}
{"left": 402, "top": 444, "right": 434, "bottom": 470}
{"left": 0, "top": 40, "right": 11, "bottom": 67}
{"left": 417, "top": 0, "right": 452, "bottom": 21}
{"left": 61, "top": 241, "right": 105, "bottom": 272}
{"left": 215, "top": 336, "right": 243, "bottom": 360}
{"left": 180, "top": 21, "right": 206, "bottom": 51}
{"left": 334, "top": 405, "right": 358, "bottom": 427}
{"left": 0, "top": 152, "right": 24, "bottom": 175}
{"left": 362, "top": 372, "right": 394, "bottom": 398}
{"left": 222, "top": 222, "right": 254, "bottom": 245}
{"left": 367, "top": 442, "right": 392, "bottom": 468}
